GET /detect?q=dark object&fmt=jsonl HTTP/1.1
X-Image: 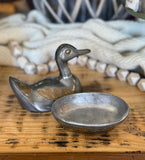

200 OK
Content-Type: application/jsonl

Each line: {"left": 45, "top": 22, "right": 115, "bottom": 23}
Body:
{"left": 52, "top": 92, "right": 130, "bottom": 132}
{"left": 9, "top": 44, "right": 90, "bottom": 112}
{"left": 32, "top": 0, "right": 130, "bottom": 23}
{"left": 122, "top": 0, "right": 145, "bottom": 19}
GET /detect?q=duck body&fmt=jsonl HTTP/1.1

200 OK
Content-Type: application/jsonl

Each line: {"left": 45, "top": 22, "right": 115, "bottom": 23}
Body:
{"left": 10, "top": 74, "right": 81, "bottom": 112}
{"left": 9, "top": 44, "right": 90, "bottom": 112}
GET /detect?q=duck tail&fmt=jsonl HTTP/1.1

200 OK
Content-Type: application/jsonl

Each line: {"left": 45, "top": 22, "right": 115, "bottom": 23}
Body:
{"left": 9, "top": 76, "right": 38, "bottom": 112}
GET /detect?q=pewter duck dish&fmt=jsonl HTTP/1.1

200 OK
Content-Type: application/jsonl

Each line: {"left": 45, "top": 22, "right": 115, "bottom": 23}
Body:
{"left": 9, "top": 44, "right": 90, "bottom": 112}
{"left": 52, "top": 92, "right": 130, "bottom": 132}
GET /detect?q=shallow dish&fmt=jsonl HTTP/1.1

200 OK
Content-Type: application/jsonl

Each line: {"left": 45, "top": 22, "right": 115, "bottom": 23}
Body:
{"left": 51, "top": 92, "right": 129, "bottom": 132}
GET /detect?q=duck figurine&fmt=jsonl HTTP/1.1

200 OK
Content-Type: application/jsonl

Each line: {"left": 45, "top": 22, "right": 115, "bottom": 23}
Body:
{"left": 9, "top": 44, "right": 90, "bottom": 112}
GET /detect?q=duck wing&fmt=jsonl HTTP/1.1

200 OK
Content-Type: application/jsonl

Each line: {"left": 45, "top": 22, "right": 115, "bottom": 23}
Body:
{"left": 9, "top": 76, "right": 53, "bottom": 112}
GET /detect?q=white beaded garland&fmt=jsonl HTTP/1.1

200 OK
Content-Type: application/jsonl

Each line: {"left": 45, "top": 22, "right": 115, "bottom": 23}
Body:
{"left": 24, "top": 62, "right": 36, "bottom": 74}
{"left": 117, "top": 69, "right": 129, "bottom": 81}
{"left": 137, "top": 79, "right": 145, "bottom": 92}
{"left": 12, "top": 46, "right": 23, "bottom": 58}
{"left": 96, "top": 62, "right": 107, "bottom": 73}
{"left": 77, "top": 55, "right": 88, "bottom": 66}
{"left": 8, "top": 40, "right": 23, "bottom": 57}
{"left": 8, "top": 40, "right": 19, "bottom": 49}
{"left": 87, "top": 58, "right": 97, "bottom": 70}
{"left": 48, "top": 60, "right": 58, "bottom": 72}
{"left": 127, "top": 72, "right": 140, "bottom": 86}
{"left": 37, "top": 63, "right": 49, "bottom": 75}
{"left": 17, "top": 56, "right": 29, "bottom": 69}
{"left": 106, "top": 64, "right": 118, "bottom": 77}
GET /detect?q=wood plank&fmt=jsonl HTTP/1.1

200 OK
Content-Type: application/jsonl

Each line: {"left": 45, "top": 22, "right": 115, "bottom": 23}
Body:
{"left": 0, "top": 3, "right": 15, "bottom": 14}
{"left": 0, "top": 66, "right": 145, "bottom": 154}
{"left": 0, "top": 153, "right": 145, "bottom": 160}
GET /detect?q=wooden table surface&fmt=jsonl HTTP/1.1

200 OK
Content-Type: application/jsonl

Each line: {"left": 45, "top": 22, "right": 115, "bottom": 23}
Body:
{"left": 0, "top": 65, "right": 145, "bottom": 159}
{"left": 0, "top": 2, "right": 15, "bottom": 16}
{"left": 0, "top": 2, "right": 145, "bottom": 160}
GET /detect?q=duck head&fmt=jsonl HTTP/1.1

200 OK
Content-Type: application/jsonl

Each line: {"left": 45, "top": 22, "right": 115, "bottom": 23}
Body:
{"left": 55, "top": 44, "right": 90, "bottom": 79}
{"left": 55, "top": 44, "right": 90, "bottom": 62}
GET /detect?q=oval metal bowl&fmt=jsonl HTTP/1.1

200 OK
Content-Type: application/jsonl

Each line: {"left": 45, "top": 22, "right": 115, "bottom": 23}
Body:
{"left": 51, "top": 92, "right": 129, "bottom": 132}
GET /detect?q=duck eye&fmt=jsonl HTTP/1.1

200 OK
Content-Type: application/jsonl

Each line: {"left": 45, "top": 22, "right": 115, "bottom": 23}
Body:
{"left": 65, "top": 49, "right": 71, "bottom": 55}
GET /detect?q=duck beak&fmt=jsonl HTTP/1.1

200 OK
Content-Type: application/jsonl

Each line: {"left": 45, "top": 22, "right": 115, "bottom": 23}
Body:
{"left": 77, "top": 49, "right": 91, "bottom": 56}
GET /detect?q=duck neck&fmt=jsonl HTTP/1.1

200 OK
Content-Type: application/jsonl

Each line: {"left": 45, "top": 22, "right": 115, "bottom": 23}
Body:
{"left": 56, "top": 58, "right": 72, "bottom": 79}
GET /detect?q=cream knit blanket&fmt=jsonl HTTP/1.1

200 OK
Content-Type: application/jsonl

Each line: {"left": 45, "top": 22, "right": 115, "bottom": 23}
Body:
{"left": 1, "top": 10, "right": 145, "bottom": 75}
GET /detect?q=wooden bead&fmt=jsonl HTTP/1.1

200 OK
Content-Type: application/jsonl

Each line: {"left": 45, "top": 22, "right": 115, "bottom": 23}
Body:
{"left": 8, "top": 40, "right": 19, "bottom": 49}
{"left": 117, "top": 69, "right": 129, "bottom": 81}
{"left": 48, "top": 61, "right": 58, "bottom": 72}
{"left": 127, "top": 72, "right": 140, "bottom": 86}
{"left": 106, "top": 64, "right": 118, "bottom": 77}
{"left": 17, "top": 56, "right": 28, "bottom": 69}
{"left": 87, "top": 58, "right": 97, "bottom": 70}
{"left": 137, "top": 79, "right": 145, "bottom": 92}
{"left": 68, "top": 57, "right": 77, "bottom": 65}
{"left": 8, "top": 40, "right": 23, "bottom": 57}
{"left": 12, "top": 46, "right": 23, "bottom": 57}
{"left": 24, "top": 62, "right": 36, "bottom": 74}
{"left": 37, "top": 64, "right": 49, "bottom": 75}
{"left": 96, "top": 62, "right": 107, "bottom": 73}
{"left": 77, "top": 55, "right": 88, "bottom": 66}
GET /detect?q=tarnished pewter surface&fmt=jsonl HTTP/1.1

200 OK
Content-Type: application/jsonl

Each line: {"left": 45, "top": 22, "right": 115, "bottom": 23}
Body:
{"left": 52, "top": 92, "right": 129, "bottom": 132}
{"left": 9, "top": 44, "right": 90, "bottom": 112}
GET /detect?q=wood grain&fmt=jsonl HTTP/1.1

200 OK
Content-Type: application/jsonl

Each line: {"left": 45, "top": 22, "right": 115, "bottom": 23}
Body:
{"left": 0, "top": 153, "right": 145, "bottom": 160}
{"left": 0, "top": 3, "right": 15, "bottom": 14}
{"left": 0, "top": 65, "right": 145, "bottom": 157}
